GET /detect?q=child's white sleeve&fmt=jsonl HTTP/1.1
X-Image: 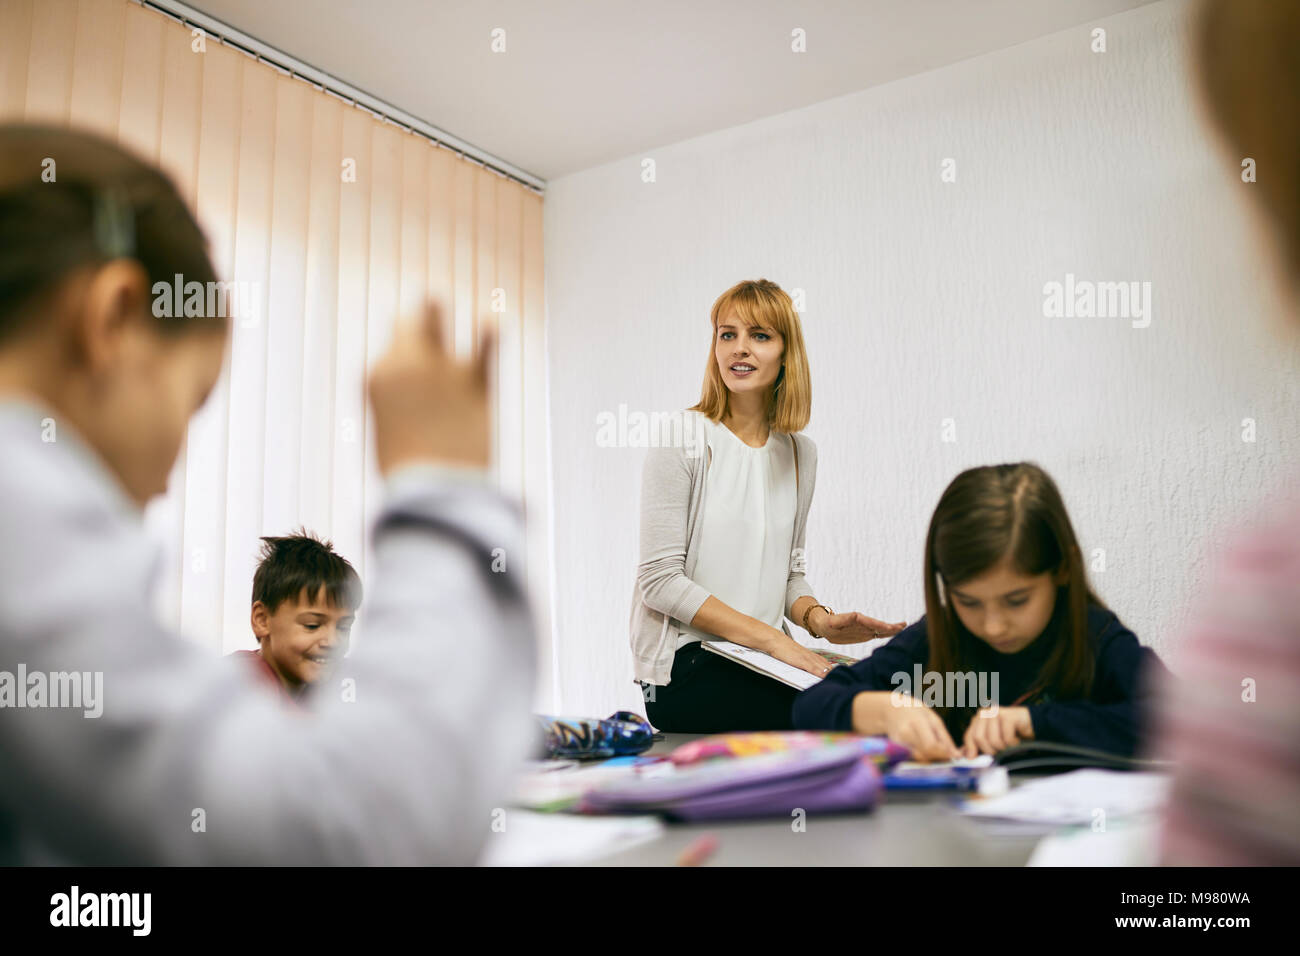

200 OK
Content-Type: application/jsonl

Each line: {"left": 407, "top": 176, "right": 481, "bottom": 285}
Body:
{"left": 0, "top": 431, "right": 536, "bottom": 864}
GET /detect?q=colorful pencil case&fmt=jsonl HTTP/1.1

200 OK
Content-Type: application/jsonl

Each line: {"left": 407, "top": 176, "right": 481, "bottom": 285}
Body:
{"left": 670, "top": 730, "right": 909, "bottom": 768}
{"left": 535, "top": 710, "right": 656, "bottom": 759}
{"left": 577, "top": 743, "right": 883, "bottom": 821}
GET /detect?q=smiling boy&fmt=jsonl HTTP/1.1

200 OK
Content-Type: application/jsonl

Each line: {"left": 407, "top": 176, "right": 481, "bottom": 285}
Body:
{"left": 233, "top": 531, "right": 361, "bottom": 702}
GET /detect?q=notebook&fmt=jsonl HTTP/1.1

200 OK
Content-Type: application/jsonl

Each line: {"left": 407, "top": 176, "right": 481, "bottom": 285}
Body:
{"left": 701, "top": 640, "right": 860, "bottom": 690}
{"left": 884, "top": 754, "right": 1001, "bottom": 791}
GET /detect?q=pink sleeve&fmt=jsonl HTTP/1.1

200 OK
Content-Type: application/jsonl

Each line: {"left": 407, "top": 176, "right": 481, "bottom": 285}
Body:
{"left": 1155, "top": 491, "right": 1300, "bottom": 865}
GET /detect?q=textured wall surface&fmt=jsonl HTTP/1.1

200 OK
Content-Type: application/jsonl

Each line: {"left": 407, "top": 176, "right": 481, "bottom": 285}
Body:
{"left": 541, "top": 0, "right": 1300, "bottom": 715}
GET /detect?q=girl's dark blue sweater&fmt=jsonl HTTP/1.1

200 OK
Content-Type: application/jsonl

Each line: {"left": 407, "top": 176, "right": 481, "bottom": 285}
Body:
{"left": 791, "top": 601, "right": 1168, "bottom": 756}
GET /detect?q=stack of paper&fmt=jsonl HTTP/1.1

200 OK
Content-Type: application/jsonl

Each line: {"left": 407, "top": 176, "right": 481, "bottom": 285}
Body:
{"left": 960, "top": 769, "right": 1171, "bottom": 827}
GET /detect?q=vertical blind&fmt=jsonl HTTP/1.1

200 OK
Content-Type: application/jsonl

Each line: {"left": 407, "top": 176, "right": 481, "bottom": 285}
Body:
{"left": 0, "top": 0, "right": 553, "bottom": 701}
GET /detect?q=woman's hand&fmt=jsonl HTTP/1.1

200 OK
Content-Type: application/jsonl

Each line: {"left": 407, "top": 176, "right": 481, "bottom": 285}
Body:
{"left": 812, "top": 610, "right": 907, "bottom": 645}
{"left": 960, "top": 706, "right": 1034, "bottom": 757}
{"left": 768, "top": 637, "right": 837, "bottom": 678}
{"left": 877, "top": 696, "right": 961, "bottom": 761}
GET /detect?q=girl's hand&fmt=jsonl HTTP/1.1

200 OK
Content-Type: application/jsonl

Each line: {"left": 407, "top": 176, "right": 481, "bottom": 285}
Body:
{"left": 814, "top": 610, "right": 907, "bottom": 645}
{"left": 769, "top": 638, "right": 837, "bottom": 678}
{"left": 879, "top": 696, "right": 960, "bottom": 761}
{"left": 961, "top": 706, "right": 1034, "bottom": 757}
{"left": 368, "top": 301, "right": 494, "bottom": 475}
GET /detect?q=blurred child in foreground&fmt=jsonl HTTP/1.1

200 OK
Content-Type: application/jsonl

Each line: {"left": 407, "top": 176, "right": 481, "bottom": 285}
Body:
{"left": 1155, "top": 0, "right": 1300, "bottom": 864}
{"left": 0, "top": 124, "right": 534, "bottom": 864}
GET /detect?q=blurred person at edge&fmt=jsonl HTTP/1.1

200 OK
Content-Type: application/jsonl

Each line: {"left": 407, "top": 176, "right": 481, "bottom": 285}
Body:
{"left": 1155, "top": 0, "right": 1300, "bottom": 865}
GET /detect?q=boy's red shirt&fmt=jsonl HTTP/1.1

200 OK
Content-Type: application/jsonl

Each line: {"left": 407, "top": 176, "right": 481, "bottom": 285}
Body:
{"left": 230, "top": 649, "right": 302, "bottom": 705}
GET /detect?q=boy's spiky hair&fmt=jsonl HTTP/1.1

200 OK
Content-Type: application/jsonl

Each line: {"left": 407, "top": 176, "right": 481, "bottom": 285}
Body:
{"left": 252, "top": 527, "right": 362, "bottom": 614}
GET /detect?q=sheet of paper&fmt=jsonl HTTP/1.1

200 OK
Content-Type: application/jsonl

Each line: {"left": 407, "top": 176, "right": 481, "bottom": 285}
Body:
{"left": 480, "top": 810, "right": 664, "bottom": 866}
{"left": 960, "top": 769, "right": 1171, "bottom": 826}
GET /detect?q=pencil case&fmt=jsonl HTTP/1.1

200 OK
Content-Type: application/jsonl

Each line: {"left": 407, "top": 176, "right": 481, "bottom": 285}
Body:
{"left": 534, "top": 710, "right": 656, "bottom": 759}
{"left": 670, "top": 730, "right": 909, "bottom": 768}
{"left": 577, "top": 742, "right": 883, "bottom": 821}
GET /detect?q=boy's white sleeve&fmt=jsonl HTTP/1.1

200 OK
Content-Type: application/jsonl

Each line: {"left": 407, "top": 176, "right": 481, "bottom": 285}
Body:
{"left": 0, "top": 439, "right": 536, "bottom": 864}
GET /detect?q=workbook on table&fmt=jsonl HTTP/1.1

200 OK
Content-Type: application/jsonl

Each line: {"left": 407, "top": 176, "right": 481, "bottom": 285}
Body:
{"left": 701, "top": 640, "right": 860, "bottom": 690}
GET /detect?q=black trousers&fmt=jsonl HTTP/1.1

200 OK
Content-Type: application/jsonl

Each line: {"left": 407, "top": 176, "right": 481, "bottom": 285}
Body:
{"left": 642, "top": 642, "right": 798, "bottom": 734}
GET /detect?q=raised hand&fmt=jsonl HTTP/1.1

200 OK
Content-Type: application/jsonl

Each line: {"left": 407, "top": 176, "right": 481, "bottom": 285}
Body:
{"left": 367, "top": 301, "right": 495, "bottom": 475}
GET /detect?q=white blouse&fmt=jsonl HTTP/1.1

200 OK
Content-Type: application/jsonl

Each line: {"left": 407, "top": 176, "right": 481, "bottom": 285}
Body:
{"left": 676, "top": 417, "right": 798, "bottom": 649}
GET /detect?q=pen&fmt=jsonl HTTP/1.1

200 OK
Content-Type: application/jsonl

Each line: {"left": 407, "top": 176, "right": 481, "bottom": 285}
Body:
{"left": 677, "top": 834, "right": 720, "bottom": 866}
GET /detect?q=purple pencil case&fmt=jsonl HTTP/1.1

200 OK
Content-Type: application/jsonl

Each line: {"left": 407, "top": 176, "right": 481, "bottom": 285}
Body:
{"left": 576, "top": 743, "right": 882, "bottom": 821}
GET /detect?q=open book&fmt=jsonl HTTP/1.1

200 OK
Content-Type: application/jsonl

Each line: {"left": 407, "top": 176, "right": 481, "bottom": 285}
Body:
{"left": 701, "top": 640, "right": 860, "bottom": 690}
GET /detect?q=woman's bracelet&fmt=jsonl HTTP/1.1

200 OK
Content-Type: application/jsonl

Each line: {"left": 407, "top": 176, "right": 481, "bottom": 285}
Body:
{"left": 801, "top": 603, "right": 832, "bottom": 636}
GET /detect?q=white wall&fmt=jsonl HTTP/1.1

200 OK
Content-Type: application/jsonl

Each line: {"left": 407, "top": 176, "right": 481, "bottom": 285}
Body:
{"left": 541, "top": 0, "right": 1300, "bottom": 716}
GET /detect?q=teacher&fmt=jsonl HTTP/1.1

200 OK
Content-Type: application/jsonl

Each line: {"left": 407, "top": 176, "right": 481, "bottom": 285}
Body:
{"left": 630, "top": 279, "right": 905, "bottom": 733}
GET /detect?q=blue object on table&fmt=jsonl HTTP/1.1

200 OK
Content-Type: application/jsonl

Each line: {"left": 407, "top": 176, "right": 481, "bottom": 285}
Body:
{"left": 535, "top": 710, "right": 656, "bottom": 759}
{"left": 883, "top": 763, "right": 987, "bottom": 790}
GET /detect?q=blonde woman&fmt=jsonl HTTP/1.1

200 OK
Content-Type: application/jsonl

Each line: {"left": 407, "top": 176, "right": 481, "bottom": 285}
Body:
{"left": 630, "top": 279, "right": 905, "bottom": 733}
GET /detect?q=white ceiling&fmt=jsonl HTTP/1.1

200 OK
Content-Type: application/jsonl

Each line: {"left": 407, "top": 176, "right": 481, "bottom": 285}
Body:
{"left": 185, "top": 0, "right": 1160, "bottom": 183}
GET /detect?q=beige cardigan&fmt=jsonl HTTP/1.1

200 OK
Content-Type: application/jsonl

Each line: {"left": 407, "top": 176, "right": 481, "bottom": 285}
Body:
{"left": 628, "top": 410, "right": 819, "bottom": 686}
